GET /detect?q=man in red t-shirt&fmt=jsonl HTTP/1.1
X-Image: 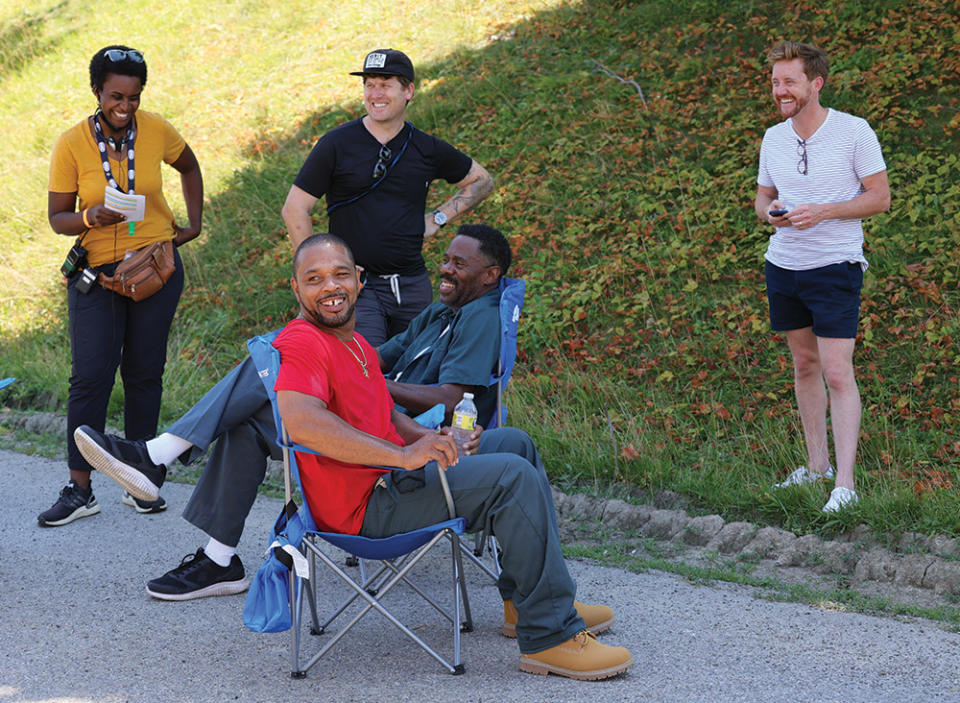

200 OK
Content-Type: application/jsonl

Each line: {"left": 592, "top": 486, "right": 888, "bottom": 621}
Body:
{"left": 272, "top": 234, "right": 632, "bottom": 680}
{"left": 273, "top": 315, "right": 402, "bottom": 533}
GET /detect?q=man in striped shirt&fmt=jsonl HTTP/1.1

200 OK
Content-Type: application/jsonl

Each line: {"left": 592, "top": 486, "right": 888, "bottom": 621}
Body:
{"left": 755, "top": 41, "right": 890, "bottom": 513}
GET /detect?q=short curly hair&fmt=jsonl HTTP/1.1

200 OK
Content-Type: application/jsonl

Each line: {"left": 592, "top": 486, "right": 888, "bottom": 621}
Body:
{"left": 456, "top": 224, "right": 511, "bottom": 278}
{"left": 89, "top": 45, "right": 148, "bottom": 92}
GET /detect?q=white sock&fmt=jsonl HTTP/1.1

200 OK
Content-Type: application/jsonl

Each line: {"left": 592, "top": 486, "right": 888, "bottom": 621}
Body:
{"left": 203, "top": 537, "right": 236, "bottom": 568}
{"left": 145, "top": 433, "right": 193, "bottom": 466}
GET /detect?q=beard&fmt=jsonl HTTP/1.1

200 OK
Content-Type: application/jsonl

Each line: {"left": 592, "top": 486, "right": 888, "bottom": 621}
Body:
{"left": 438, "top": 275, "right": 463, "bottom": 306}
{"left": 778, "top": 92, "right": 810, "bottom": 118}
{"left": 299, "top": 294, "right": 356, "bottom": 329}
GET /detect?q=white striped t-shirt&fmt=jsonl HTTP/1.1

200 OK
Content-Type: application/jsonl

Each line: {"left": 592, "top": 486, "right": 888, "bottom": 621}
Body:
{"left": 758, "top": 108, "right": 886, "bottom": 271}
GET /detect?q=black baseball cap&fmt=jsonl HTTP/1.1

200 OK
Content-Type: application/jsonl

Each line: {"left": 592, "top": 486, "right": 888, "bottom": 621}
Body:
{"left": 350, "top": 49, "right": 415, "bottom": 83}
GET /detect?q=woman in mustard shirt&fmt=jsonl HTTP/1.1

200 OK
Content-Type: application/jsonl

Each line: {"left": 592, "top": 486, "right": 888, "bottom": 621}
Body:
{"left": 40, "top": 45, "right": 203, "bottom": 526}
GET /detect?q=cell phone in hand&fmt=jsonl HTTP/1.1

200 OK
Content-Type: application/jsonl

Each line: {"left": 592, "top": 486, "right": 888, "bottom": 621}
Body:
{"left": 769, "top": 208, "right": 789, "bottom": 217}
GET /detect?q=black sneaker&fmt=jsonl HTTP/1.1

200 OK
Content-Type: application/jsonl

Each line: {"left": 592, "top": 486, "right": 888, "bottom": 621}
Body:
{"left": 38, "top": 481, "right": 101, "bottom": 527}
{"left": 121, "top": 491, "right": 168, "bottom": 514}
{"left": 73, "top": 425, "right": 166, "bottom": 502}
{"left": 146, "top": 548, "right": 248, "bottom": 601}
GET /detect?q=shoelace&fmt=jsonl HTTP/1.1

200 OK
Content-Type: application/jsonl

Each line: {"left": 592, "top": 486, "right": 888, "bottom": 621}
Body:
{"left": 62, "top": 483, "right": 90, "bottom": 502}
{"left": 573, "top": 630, "right": 597, "bottom": 648}
{"left": 173, "top": 550, "right": 207, "bottom": 574}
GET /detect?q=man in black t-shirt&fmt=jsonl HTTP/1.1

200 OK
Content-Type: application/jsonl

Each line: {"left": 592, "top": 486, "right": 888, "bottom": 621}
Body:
{"left": 281, "top": 49, "right": 495, "bottom": 345}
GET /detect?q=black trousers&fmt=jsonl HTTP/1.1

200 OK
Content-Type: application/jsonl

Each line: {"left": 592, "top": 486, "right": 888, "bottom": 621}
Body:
{"left": 355, "top": 269, "right": 432, "bottom": 346}
{"left": 66, "top": 247, "right": 184, "bottom": 472}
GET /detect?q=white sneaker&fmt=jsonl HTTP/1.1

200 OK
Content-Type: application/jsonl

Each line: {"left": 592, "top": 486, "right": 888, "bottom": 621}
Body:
{"left": 822, "top": 486, "right": 858, "bottom": 513}
{"left": 121, "top": 491, "right": 168, "bottom": 514}
{"left": 773, "top": 465, "right": 835, "bottom": 488}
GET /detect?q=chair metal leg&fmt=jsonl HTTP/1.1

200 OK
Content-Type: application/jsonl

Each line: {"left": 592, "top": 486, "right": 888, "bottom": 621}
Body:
{"left": 459, "top": 536, "right": 500, "bottom": 582}
{"left": 300, "top": 531, "right": 465, "bottom": 675}
{"left": 290, "top": 562, "right": 304, "bottom": 678}
{"left": 449, "top": 533, "right": 466, "bottom": 674}
{"left": 360, "top": 550, "right": 418, "bottom": 596}
{"left": 450, "top": 533, "right": 473, "bottom": 633}
{"left": 374, "top": 558, "right": 458, "bottom": 624}
{"left": 281, "top": 437, "right": 308, "bottom": 677}
{"left": 305, "top": 543, "right": 322, "bottom": 635}
{"left": 316, "top": 558, "right": 392, "bottom": 632}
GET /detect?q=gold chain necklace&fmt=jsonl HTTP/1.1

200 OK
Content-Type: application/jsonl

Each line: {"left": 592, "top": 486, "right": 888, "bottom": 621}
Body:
{"left": 340, "top": 335, "right": 368, "bottom": 377}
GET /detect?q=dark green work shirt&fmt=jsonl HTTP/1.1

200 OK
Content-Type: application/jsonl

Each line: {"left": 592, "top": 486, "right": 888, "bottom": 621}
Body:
{"left": 378, "top": 287, "right": 501, "bottom": 424}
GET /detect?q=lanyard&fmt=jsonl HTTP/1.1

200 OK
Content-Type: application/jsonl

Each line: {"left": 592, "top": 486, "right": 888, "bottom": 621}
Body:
{"left": 92, "top": 113, "right": 137, "bottom": 235}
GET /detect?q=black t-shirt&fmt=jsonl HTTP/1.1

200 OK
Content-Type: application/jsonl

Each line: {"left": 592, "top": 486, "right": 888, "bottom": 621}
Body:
{"left": 293, "top": 118, "right": 473, "bottom": 275}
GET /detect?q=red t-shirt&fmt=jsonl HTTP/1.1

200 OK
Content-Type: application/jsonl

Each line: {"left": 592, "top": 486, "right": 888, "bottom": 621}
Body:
{"left": 273, "top": 318, "right": 404, "bottom": 534}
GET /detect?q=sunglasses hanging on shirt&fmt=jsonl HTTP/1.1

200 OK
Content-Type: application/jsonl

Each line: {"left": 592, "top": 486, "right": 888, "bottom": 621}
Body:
{"left": 326, "top": 123, "right": 414, "bottom": 215}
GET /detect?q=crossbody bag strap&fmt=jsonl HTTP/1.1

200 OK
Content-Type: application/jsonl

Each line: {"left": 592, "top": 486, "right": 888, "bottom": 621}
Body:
{"left": 326, "top": 122, "right": 413, "bottom": 215}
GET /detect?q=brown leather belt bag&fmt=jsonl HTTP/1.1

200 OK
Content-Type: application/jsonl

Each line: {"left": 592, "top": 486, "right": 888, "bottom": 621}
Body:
{"left": 98, "top": 239, "right": 175, "bottom": 302}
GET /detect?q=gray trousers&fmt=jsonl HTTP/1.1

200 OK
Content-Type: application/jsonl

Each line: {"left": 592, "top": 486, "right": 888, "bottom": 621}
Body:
{"left": 361, "top": 427, "right": 585, "bottom": 654}
{"left": 166, "top": 356, "right": 279, "bottom": 547}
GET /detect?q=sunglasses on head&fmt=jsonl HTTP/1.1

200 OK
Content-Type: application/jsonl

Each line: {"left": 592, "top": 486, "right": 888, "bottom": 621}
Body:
{"left": 104, "top": 49, "right": 144, "bottom": 63}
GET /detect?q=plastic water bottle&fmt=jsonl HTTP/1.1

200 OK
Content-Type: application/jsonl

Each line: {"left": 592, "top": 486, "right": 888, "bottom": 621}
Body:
{"left": 451, "top": 393, "right": 478, "bottom": 457}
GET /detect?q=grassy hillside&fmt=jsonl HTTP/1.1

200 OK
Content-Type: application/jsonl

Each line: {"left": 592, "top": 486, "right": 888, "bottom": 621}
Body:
{"left": 2, "top": 0, "right": 959, "bottom": 537}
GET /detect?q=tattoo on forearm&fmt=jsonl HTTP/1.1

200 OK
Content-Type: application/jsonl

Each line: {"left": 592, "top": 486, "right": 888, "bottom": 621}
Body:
{"left": 448, "top": 176, "right": 493, "bottom": 216}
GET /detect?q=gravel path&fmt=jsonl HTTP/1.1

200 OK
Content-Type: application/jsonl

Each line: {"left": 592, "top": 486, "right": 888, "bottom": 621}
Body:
{"left": 4, "top": 448, "right": 960, "bottom": 703}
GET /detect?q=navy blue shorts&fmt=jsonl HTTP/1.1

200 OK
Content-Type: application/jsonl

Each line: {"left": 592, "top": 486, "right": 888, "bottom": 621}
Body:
{"left": 765, "top": 261, "right": 863, "bottom": 338}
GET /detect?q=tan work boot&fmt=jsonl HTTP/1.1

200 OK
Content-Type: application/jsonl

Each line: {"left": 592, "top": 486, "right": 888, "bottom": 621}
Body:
{"left": 502, "top": 599, "right": 614, "bottom": 638}
{"left": 519, "top": 630, "right": 632, "bottom": 680}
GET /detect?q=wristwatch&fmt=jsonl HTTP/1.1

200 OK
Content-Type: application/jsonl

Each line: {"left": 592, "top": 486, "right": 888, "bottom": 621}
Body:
{"left": 432, "top": 210, "right": 447, "bottom": 228}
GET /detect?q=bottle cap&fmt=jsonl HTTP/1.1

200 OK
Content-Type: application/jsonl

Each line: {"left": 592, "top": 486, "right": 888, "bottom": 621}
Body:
{"left": 463, "top": 393, "right": 474, "bottom": 399}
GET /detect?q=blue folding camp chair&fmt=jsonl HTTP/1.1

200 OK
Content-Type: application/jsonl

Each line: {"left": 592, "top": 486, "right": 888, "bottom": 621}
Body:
{"left": 457, "top": 276, "right": 525, "bottom": 581}
{"left": 488, "top": 277, "right": 525, "bottom": 429}
{"left": 244, "top": 333, "right": 473, "bottom": 677}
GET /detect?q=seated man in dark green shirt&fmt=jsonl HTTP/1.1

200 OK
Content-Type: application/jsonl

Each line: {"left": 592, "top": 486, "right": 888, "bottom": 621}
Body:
{"left": 73, "top": 224, "right": 514, "bottom": 601}
{"left": 379, "top": 245, "right": 502, "bottom": 425}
